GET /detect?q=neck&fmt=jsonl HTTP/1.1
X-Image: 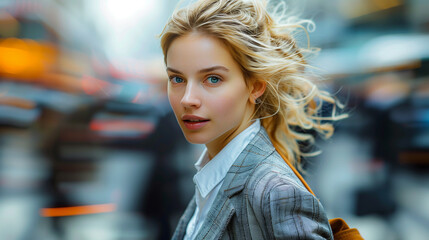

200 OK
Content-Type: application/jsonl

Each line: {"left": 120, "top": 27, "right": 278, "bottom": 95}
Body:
{"left": 205, "top": 102, "right": 256, "bottom": 159}
{"left": 205, "top": 118, "right": 254, "bottom": 160}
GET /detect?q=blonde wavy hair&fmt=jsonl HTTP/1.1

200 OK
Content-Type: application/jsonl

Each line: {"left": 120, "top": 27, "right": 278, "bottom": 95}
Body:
{"left": 160, "top": 0, "right": 346, "bottom": 170}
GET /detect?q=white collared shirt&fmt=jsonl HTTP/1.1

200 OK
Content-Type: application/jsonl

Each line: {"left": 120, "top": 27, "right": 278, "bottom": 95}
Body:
{"left": 184, "top": 119, "right": 260, "bottom": 240}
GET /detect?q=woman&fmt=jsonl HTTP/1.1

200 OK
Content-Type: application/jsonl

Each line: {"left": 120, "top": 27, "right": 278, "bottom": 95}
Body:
{"left": 160, "top": 0, "right": 347, "bottom": 239}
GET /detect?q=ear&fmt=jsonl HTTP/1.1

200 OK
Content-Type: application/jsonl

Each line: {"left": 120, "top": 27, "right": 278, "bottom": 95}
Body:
{"left": 249, "top": 80, "right": 266, "bottom": 104}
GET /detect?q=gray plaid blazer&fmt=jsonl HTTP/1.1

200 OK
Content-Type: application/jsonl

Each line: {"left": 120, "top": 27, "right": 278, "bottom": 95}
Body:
{"left": 172, "top": 127, "right": 334, "bottom": 240}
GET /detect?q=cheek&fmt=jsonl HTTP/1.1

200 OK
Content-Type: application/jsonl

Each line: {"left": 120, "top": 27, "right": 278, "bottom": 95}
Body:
{"left": 210, "top": 89, "right": 249, "bottom": 119}
{"left": 167, "top": 90, "right": 182, "bottom": 113}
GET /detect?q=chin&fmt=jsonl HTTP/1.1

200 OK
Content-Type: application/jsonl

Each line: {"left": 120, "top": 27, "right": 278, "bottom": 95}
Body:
{"left": 183, "top": 134, "right": 210, "bottom": 145}
{"left": 180, "top": 129, "right": 212, "bottom": 145}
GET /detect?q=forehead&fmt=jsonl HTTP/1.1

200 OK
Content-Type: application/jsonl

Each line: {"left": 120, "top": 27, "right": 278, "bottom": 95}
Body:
{"left": 166, "top": 32, "right": 240, "bottom": 72}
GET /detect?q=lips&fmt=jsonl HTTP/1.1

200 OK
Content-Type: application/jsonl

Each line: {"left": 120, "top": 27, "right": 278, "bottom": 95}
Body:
{"left": 182, "top": 115, "right": 209, "bottom": 130}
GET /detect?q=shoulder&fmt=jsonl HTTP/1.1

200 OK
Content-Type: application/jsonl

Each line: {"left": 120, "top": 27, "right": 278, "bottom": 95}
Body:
{"left": 244, "top": 149, "right": 312, "bottom": 220}
{"left": 245, "top": 150, "right": 307, "bottom": 199}
{"left": 243, "top": 150, "right": 333, "bottom": 239}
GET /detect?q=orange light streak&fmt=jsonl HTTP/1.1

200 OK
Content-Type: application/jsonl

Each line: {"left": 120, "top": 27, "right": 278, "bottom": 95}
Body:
{"left": 0, "top": 96, "right": 35, "bottom": 109}
{"left": 40, "top": 203, "right": 116, "bottom": 217}
{"left": 90, "top": 120, "right": 155, "bottom": 132}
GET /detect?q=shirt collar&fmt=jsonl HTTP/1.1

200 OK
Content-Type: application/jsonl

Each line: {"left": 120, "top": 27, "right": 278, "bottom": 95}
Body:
{"left": 193, "top": 119, "right": 260, "bottom": 198}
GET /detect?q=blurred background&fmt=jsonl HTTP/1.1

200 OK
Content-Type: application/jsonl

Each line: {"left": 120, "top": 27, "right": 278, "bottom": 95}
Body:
{"left": 0, "top": 0, "right": 427, "bottom": 239}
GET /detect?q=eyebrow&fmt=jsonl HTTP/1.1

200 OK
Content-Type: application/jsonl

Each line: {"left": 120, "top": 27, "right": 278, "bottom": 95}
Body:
{"left": 166, "top": 66, "right": 230, "bottom": 74}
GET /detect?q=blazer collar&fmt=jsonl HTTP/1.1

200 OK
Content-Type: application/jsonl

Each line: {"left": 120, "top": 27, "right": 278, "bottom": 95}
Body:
{"left": 191, "top": 127, "right": 275, "bottom": 240}
{"left": 223, "top": 126, "right": 275, "bottom": 197}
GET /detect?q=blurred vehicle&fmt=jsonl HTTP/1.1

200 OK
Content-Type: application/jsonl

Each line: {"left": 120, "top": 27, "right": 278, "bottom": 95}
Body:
{"left": 0, "top": 9, "right": 92, "bottom": 94}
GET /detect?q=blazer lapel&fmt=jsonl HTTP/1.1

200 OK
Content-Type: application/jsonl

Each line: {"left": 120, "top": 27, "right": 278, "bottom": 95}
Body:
{"left": 172, "top": 195, "right": 197, "bottom": 240}
{"left": 194, "top": 191, "right": 236, "bottom": 240}
{"left": 224, "top": 128, "right": 275, "bottom": 198}
{"left": 194, "top": 128, "right": 276, "bottom": 240}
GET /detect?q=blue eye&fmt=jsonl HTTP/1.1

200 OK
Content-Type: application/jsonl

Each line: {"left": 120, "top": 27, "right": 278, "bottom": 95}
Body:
{"left": 207, "top": 76, "right": 220, "bottom": 84}
{"left": 171, "top": 76, "right": 184, "bottom": 84}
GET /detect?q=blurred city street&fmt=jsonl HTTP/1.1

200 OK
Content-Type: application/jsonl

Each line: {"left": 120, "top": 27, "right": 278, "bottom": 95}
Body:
{"left": 0, "top": 0, "right": 428, "bottom": 239}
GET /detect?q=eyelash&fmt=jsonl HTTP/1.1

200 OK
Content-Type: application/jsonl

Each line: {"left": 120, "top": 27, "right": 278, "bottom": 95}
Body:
{"left": 205, "top": 75, "right": 222, "bottom": 85}
{"left": 168, "top": 74, "right": 223, "bottom": 86}
{"left": 169, "top": 75, "right": 184, "bottom": 84}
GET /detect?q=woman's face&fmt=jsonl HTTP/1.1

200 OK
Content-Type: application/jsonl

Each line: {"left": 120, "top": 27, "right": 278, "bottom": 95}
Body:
{"left": 166, "top": 32, "right": 256, "bottom": 157}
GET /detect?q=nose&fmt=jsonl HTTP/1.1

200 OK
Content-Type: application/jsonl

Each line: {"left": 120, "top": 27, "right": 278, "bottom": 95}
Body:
{"left": 181, "top": 81, "right": 201, "bottom": 108}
